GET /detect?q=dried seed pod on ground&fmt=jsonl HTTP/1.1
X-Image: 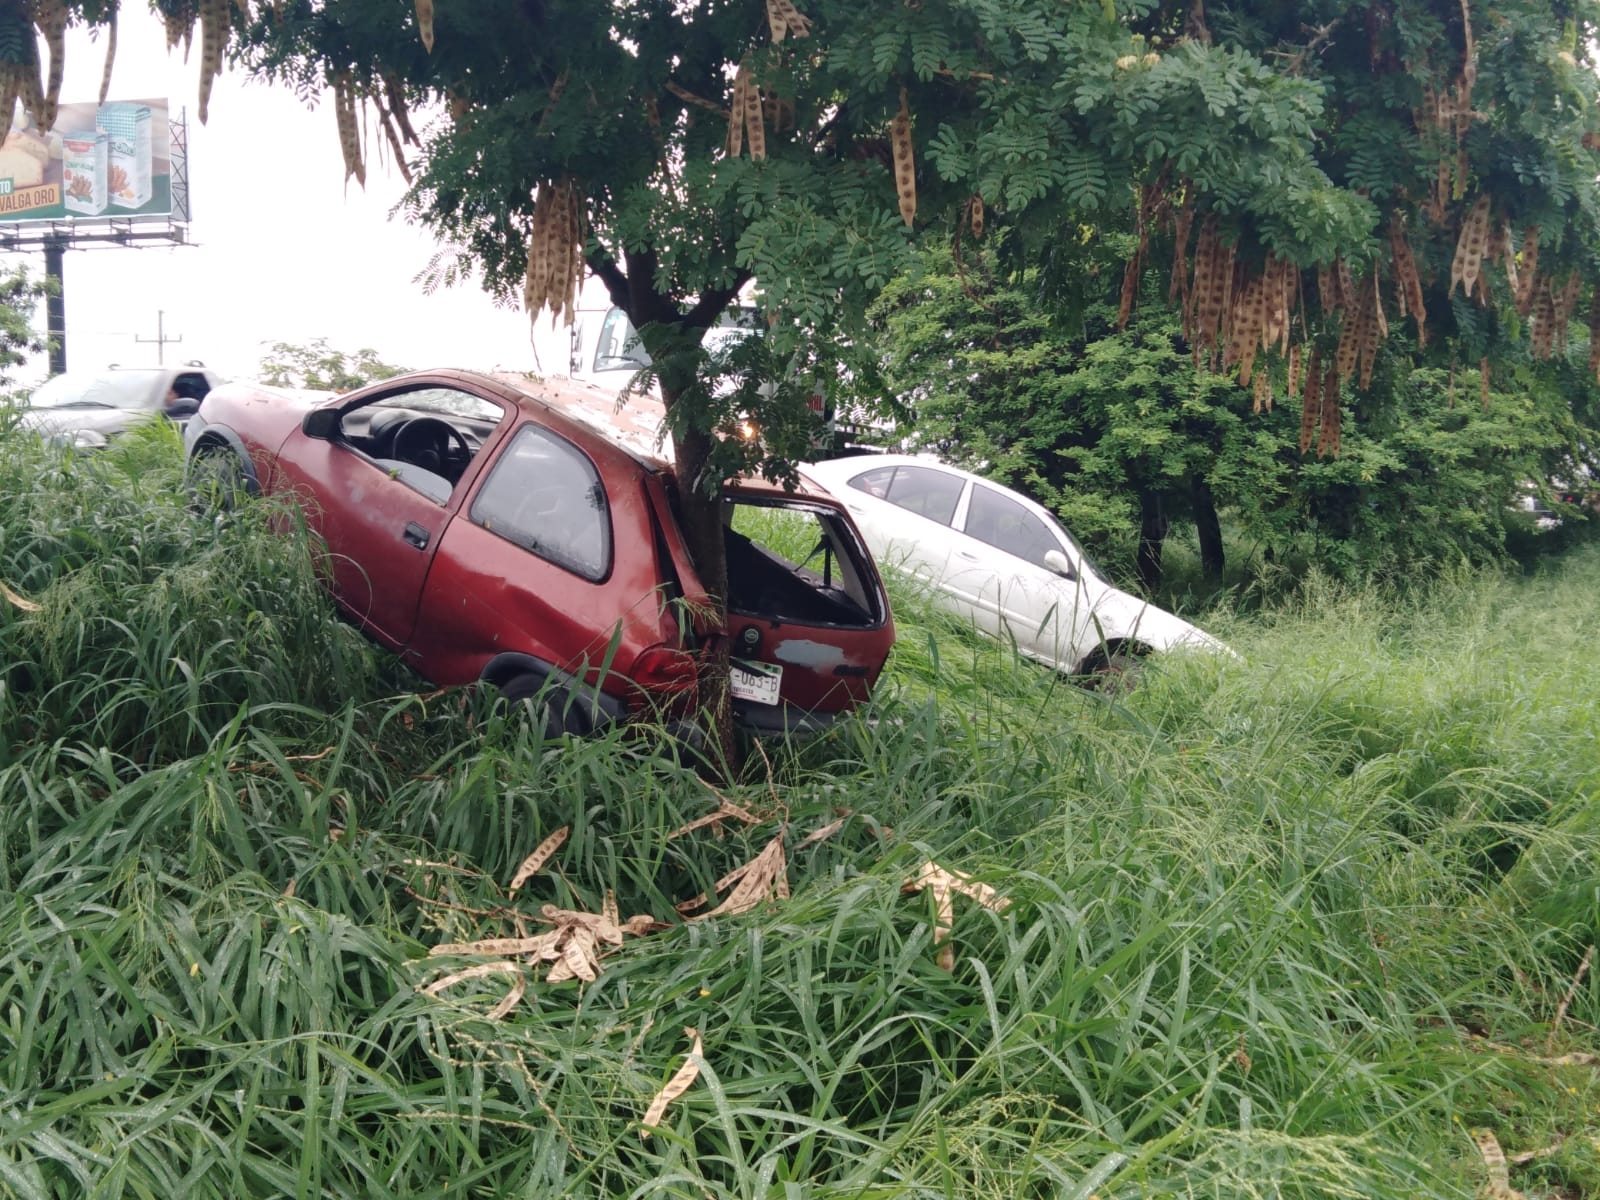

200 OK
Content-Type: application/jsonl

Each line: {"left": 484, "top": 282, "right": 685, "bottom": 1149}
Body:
{"left": 891, "top": 87, "right": 915, "bottom": 227}
{"left": 641, "top": 1028, "right": 703, "bottom": 1139}
{"left": 415, "top": 0, "right": 435, "bottom": 52}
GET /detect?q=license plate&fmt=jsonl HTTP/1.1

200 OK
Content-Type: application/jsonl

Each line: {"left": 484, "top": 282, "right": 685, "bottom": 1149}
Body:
{"left": 729, "top": 660, "right": 782, "bottom": 706}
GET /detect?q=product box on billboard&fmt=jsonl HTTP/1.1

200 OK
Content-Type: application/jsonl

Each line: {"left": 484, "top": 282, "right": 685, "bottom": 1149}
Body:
{"left": 62, "top": 130, "right": 108, "bottom": 216}
{"left": 95, "top": 102, "right": 152, "bottom": 209}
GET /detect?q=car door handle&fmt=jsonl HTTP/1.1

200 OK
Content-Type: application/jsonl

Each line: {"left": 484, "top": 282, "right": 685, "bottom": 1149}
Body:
{"left": 402, "top": 521, "right": 430, "bottom": 550}
{"left": 957, "top": 550, "right": 979, "bottom": 560}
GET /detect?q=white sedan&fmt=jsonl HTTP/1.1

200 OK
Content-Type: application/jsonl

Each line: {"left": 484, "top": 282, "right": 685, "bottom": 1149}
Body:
{"left": 800, "top": 454, "right": 1228, "bottom": 679}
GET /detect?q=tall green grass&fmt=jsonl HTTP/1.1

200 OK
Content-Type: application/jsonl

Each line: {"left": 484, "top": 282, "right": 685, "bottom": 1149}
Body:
{"left": 1, "top": 421, "right": 1596, "bottom": 1198}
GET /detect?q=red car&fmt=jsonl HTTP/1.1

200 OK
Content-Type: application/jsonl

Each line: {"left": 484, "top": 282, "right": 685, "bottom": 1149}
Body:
{"left": 184, "top": 369, "right": 894, "bottom": 736}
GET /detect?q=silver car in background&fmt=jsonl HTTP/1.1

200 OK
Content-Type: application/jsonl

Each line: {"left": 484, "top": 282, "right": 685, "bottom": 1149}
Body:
{"left": 13, "top": 363, "right": 225, "bottom": 449}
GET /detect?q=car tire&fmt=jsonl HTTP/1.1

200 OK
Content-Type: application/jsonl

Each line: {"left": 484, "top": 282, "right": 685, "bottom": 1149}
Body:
{"left": 188, "top": 446, "right": 250, "bottom": 514}
{"left": 1081, "top": 647, "right": 1145, "bottom": 694}
{"left": 497, "top": 673, "right": 591, "bottom": 739}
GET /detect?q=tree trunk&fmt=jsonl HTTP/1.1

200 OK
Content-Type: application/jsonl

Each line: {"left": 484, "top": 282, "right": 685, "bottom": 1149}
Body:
{"left": 663, "top": 390, "right": 739, "bottom": 774}
{"left": 1136, "top": 488, "right": 1168, "bottom": 594}
{"left": 1191, "top": 475, "right": 1225, "bottom": 585}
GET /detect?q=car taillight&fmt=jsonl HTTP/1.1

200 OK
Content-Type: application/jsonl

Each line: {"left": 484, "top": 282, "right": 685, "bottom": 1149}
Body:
{"left": 630, "top": 644, "right": 700, "bottom": 694}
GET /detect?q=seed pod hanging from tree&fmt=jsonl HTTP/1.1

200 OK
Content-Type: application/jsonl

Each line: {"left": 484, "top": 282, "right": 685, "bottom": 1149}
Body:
{"left": 1450, "top": 194, "right": 1492, "bottom": 297}
{"left": 523, "top": 177, "right": 585, "bottom": 329}
{"left": 31, "top": 0, "right": 65, "bottom": 130}
{"left": 743, "top": 68, "right": 766, "bottom": 161}
{"left": 1187, "top": 214, "right": 1217, "bottom": 351}
{"left": 1588, "top": 290, "right": 1600, "bottom": 384}
{"left": 891, "top": 87, "right": 915, "bottom": 227}
{"left": 1299, "top": 347, "right": 1322, "bottom": 456}
{"left": 1388, "top": 213, "right": 1426, "bottom": 346}
{"left": 1318, "top": 362, "right": 1341, "bottom": 459}
{"left": 198, "top": 0, "right": 229, "bottom": 124}
{"left": 332, "top": 74, "right": 364, "bottom": 188}
{"left": 1515, "top": 226, "right": 1540, "bottom": 317}
{"left": 765, "top": 0, "right": 812, "bottom": 43}
{"left": 1168, "top": 190, "right": 1192, "bottom": 308}
{"left": 415, "top": 0, "right": 435, "bottom": 52}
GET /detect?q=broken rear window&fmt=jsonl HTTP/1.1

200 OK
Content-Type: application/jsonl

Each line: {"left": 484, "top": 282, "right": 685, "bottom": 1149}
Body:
{"left": 723, "top": 498, "right": 884, "bottom": 628}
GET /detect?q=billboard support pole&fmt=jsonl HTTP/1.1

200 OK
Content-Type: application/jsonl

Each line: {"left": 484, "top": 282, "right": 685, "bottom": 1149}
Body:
{"left": 44, "top": 236, "right": 65, "bottom": 376}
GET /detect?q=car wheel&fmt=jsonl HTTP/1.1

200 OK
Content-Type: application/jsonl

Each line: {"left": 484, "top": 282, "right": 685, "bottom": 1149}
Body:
{"left": 498, "top": 673, "right": 591, "bottom": 739}
{"left": 1082, "top": 648, "right": 1145, "bottom": 694}
{"left": 188, "top": 446, "right": 249, "bottom": 514}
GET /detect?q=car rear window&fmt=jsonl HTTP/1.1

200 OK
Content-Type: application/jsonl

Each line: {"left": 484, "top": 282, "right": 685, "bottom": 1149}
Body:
{"left": 848, "top": 464, "right": 964, "bottom": 525}
{"left": 470, "top": 425, "right": 611, "bottom": 581}
{"left": 725, "top": 498, "right": 883, "bottom": 627}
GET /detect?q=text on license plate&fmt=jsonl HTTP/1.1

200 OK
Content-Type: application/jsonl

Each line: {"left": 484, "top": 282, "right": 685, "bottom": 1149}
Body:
{"left": 729, "top": 660, "right": 782, "bottom": 706}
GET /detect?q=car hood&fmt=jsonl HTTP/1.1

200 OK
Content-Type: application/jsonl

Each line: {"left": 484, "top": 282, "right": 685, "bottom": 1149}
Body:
{"left": 15, "top": 407, "right": 143, "bottom": 438}
{"left": 1071, "top": 582, "right": 1230, "bottom": 656}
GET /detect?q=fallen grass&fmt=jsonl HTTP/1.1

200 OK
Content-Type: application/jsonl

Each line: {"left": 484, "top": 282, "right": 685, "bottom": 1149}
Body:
{"left": 1, "top": 423, "right": 1597, "bottom": 1198}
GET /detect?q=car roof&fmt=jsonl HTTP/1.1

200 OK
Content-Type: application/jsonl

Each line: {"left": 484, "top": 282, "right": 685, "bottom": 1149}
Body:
{"left": 480, "top": 370, "right": 672, "bottom": 468}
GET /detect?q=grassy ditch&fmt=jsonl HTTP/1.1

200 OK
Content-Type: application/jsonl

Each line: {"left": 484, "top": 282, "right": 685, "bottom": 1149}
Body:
{"left": 1, "top": 424, "right": 1597, "bottom": 1198}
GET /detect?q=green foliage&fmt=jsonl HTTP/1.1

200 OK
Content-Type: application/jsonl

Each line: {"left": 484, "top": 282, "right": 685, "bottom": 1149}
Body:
{"left": 3, "top": 437, "right": 1600, "bottom": 1195}
{"left": 0, "top": 266, "right": 49, "bottom": 391}
{"left": 861, "top": 246, "right": 1599, "bottom": 592}
{"left": 256, "top": 338, "right": 410, "bottom": 393}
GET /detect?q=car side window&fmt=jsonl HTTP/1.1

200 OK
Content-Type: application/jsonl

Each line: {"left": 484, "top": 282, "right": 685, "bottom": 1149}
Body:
{"left": 848, "top": 465, "right": 964, "bottom": 526}
{"left": 963, "top": 484, "right": 1060, "bottom": 569}
{"left": 470, "top": 425, "right": 611, "bottom": 581}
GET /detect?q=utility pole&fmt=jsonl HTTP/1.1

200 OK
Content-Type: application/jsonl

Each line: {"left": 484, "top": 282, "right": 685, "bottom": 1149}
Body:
{"left": 136, "top": 309, "right": 183, "bottom": 365}
{"left": 44, "top": 235, "right": 65, "bottom": 376}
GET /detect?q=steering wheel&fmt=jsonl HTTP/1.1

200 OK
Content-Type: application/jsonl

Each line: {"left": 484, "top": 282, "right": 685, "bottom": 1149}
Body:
{"left": 392, "top": 417, "right": 471, "bottom": 476}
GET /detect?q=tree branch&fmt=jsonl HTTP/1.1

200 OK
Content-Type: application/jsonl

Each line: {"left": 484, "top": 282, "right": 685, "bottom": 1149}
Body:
{"left": 683, "top": 272, "right": 754, "bottom": 331}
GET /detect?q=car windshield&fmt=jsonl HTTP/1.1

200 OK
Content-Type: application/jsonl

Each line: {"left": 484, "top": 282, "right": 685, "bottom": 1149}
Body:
{"left": 27, "top": 370, "right": 162, "bottom": 411}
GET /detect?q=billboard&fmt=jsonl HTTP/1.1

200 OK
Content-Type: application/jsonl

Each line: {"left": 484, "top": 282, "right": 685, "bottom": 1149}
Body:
{"left": 0, "top": 98, "right": 174, "bottom": 223}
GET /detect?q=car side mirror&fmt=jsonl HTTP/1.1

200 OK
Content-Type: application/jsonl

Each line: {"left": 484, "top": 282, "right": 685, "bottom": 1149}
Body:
{"left": 1043, "top": 548, "right": 1077, "bottom": 580}
{"left": 164, "top": 397, "right": 199, "bottom": 419}
{"left": 302, "top": 409, "right": 341, "bottom": 440}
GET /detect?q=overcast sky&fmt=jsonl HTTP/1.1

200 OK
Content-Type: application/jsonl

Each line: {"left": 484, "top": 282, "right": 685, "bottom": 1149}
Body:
{"left": 1, "top": 13, "right": 576, "bottom": 387}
